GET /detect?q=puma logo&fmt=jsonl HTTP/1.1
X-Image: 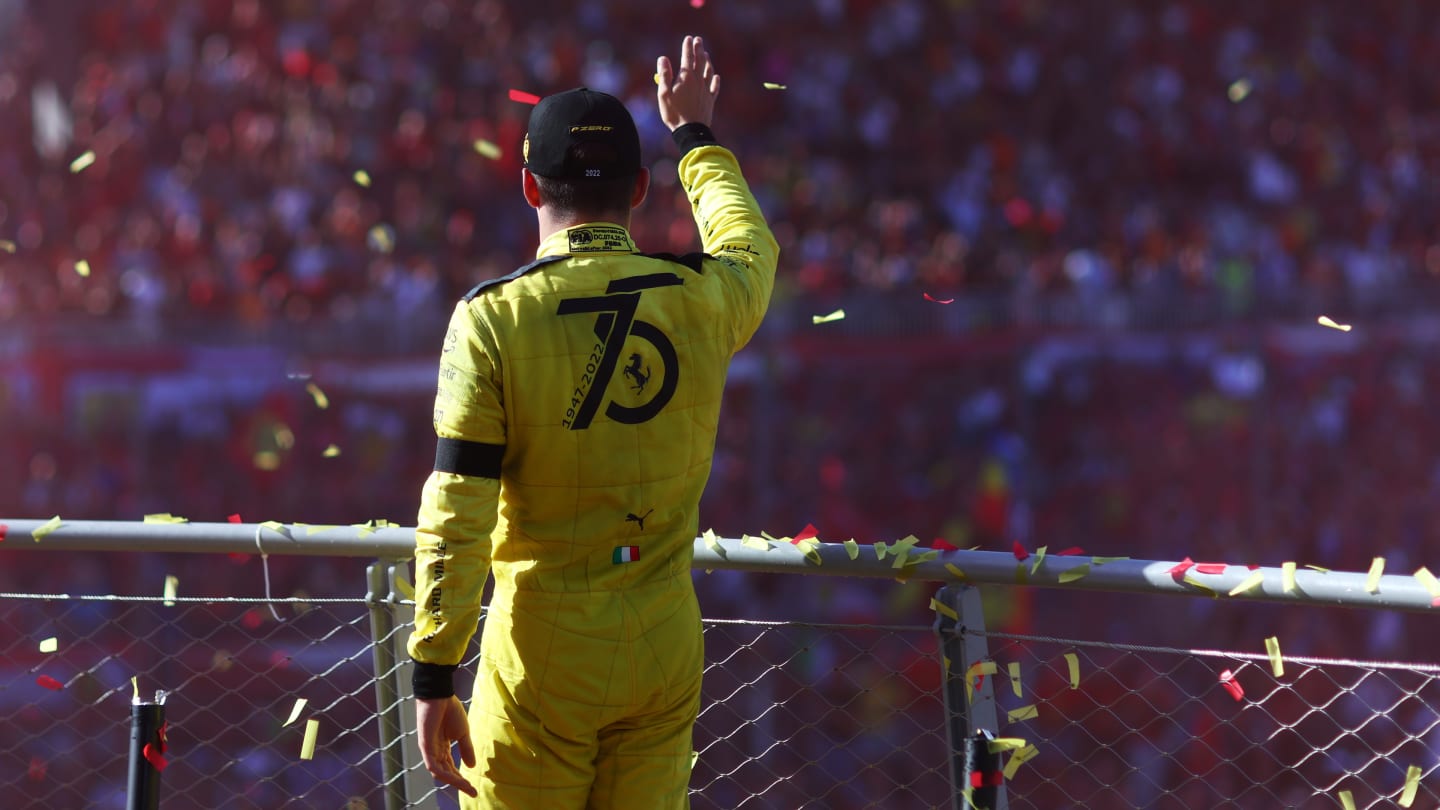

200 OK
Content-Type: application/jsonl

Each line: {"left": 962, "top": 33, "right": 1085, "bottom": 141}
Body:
{"left": 625, "top": 509, "right": 654, "bottom": 531}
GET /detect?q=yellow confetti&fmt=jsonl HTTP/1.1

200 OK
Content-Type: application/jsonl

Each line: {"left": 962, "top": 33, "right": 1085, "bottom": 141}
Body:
{"left": 353, "top": 170, "right": 371, "bottom": 187}
{"left": 1092, "top": 556, "right": 1129, "bottom": 564}
{"left": 305, "top": 382, "right": 329, "bottom": 409}
{"left": 1400, "top": 764, "right": 1422, "bottom": 807}
{"left": 473, "top": 139, "right": 502, "bottom": 160}
{"left": 300, "top": 718, "right": 320, "bottom": 760}
{"left": 69, "top": 150, "right": 96, "bottom": 173}
{"left": 1007, "top": 704, "right": 1038, "bottom": 722}
{"left": 842, "top": 539, "right": 859, "bottom": 560}
{"left": 1064, "top": 652, "right": 1080, "bottom": 688}
{"left": 1338, "top": 790, "right": 1355, "bottom": 810}
{"left": 394, "top": 574, "right": 414, "bottom": 600}
{"left": 368, "top": 224, "right": 395, "bottom": 254}
{"left": 1008, "top": 662, "right": 1023, "bottom": 698}
{"left": 740, "top": 535, "right": 769, "bottom": 551}
{"left": 703, "top": 528, "right": 721, "bottom": 554}
{"left": 305, "top": 524, "right": 338, "bottom": 536}
{"left": 1305, "top": 564, "right": 1331, "bottom": 573}
{"left": 1002, "top": 743, "right": 1039, "bottom": 780}
{"left": 904, "top": 549, "right": 939, "bottom": 567}
{"left": 1030, "top": 545, "right": 1047, "bottom": 575}
{"left": 143, "top": 513, "right": 189, "bottom": 524}
{"left": 39, "top": 637, "right": 58, "bottom": 654}
{"left": 1317, "top": 315, "right": 1352, "bottom": 332}
{"left": 1182, "top": 574, "right": 1218, "bottom": 597}
{"left": 689, "top": 750, "right": 699, "bottom": 771}
{"left": 888, "top": 535, "right": 920, "bottom": 568}
{"left": 1265, "top": 636, "right": 1284, "bottom": 677}
{"left": 283, "top": 698, "right": 308, "bottom": 727}
{"left": 1366, "top": 557, "right": 1385, "bottom": 593}
{"left": 1227, "top": 78, "right": 1252, "bottom": 103}
{"left": 32, "top": 515, "right": 62, "bottom": 542}
{"left": 654, "top": 72, "right": 663, "bottom": 85}
{"left": 1281, "top": 562, "right": 1297, "bottom": 594}
{"left": 795, "top": 537, "right": 823, "bottom": 565}
{"left": 929, "top": 597, "right": 958, "bottom": 622}
{"left": 323, "top": 444, "right": 342, "bottom": 458}
{"left": 944, "top": 563, "right": 968, "bottom": 582}
{"left": 163, "top": 575, "right": 178, "bottom": 606}
{"left": 762, "top": 82, "right": 787, "bottom": 90}
{"left": 259, "top": 520, "right": 287, "bottom": 533}
{"left": 132, "top": 676, "right": 139, "bottom": 702}
{"left": 0, "top": 239, "right": 15, "bottom": 253}
{"left": 1058, "top": 563, "right": 1091, "bottom": 583}
{"left": 1228, "top": 571, "right": 1264, "bottom": 596}
{"left": 811, "top": 309, "right": 845, "bottom": 324}
{"left": 988, "top": 737, "right": 1027, "bottom": 753}
{"left": 1416, "top": 567, "right": 1440, "bottom": 598}
{"left": 75, "top": 259, "right": 91, "bottom": 277}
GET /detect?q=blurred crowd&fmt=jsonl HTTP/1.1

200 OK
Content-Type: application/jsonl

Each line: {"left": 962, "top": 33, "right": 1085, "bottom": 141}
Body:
{"left": 2, "top": 0, "right": 1440, "bottom": 328}
{"left": 6, "top": 0, "right": 1440, "bottom": 806}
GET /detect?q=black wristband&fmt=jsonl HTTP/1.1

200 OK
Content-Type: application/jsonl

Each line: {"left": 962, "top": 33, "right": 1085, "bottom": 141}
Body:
{"left": 412, "top": 661, "right": 459, "bottom": 699}
{"left": 672, "top": 123, "right": 720, "bottom": 156}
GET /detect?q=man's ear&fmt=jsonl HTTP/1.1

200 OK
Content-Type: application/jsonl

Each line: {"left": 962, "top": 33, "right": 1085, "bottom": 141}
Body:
{"left": 630, "top": 167, "right": 650, "bottom": 210}
{"left": 522, "top": 168, "right": 543, "bottom": 209}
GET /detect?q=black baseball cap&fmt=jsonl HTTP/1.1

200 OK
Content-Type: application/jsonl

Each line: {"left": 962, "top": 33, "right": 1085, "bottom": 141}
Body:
{"left": 523, "top": 88, "right": 642, "bottom": 180}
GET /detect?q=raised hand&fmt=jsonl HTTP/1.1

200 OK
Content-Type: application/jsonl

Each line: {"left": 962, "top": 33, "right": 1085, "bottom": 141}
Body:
{"left": 656, "top": 35, "right": 720, "bottom": 132}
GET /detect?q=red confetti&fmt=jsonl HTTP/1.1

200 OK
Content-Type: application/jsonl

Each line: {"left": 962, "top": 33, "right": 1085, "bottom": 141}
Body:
{"left": 1012, "top": 540, "right": 1029, "bottom": 562}
{"left": 143, "top": 743, "right": 169, "bottom": 772}
{"left": 690, "top": 0, "right": 704, "bottom": 7}
{"left": 1056, "top": 546, "right": 1084, "bottom": 556}
{"left": 931, "top": 538, "right": 959, "bottom": 551}
{"left": 228, "top": 513, "right": 242, "bottom": 523}
{"left": 1219, "top": 669, "right": 1245, "bottom": 701}
{"left": 0, "top": 523, "right": 7, "bottom": 542}
{"left": 228, "top": 552, "right": 250, "bottom": 564}
{"left": 923, "top": 293, "right": 955, "bottom": 304}
{"left": 1167, "top": 557, "right": 1195, "bottom": 578}
{"left": 27, "top": 756, "right": 45, "bottom": 782}
{"left": 791, "top": 523, "right": 819, "bottom": 543}
{"left": 36, "top": 675, "right": 63, "bottom": 691}
{"left": 1195, "top": 563, "right": 1227, "bottom": 575}
{"left": 508, "top": 89, "right": 541, "bottom": 105}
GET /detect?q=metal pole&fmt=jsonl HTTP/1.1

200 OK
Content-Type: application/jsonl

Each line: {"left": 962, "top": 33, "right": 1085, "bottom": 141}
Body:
{"left": 126, "top": 693, "right": 166, "bottom": 810}
{"left": 367, "top": 561, "right": 408, "bottom": 810}
{"left": 934, "top": 585, "right": 1008, "bottom": 810}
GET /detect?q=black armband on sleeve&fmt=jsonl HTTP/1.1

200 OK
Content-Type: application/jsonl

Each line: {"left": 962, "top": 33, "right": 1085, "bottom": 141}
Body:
{"left": 434, "top": 437, "right": 504, "bottom": 479}
{"left": 672, "top": 123, "right": 720, "bottom": 156}
{"left": 412, "top": 661, "right": 459, "bottom": 699}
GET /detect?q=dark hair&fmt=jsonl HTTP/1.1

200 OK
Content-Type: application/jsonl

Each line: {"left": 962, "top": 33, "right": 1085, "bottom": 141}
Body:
{"left": 532, "top": 142, "right": 638, "bottom": 220}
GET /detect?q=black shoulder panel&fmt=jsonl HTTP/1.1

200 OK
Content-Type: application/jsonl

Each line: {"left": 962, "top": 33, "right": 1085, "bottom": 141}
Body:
{"left": 461, "top": 255, "right": 568, "bottom": 302}
{"left": 639, "top": 251, "right": 710, "bottom": 275}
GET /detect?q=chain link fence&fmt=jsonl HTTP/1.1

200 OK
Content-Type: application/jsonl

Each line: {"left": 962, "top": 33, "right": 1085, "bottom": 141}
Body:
{"left": 953, "top": 628, "right": 1440, "bottom": 809}
{"left": 0, "top": 590, "right": 948, "bottom": 808}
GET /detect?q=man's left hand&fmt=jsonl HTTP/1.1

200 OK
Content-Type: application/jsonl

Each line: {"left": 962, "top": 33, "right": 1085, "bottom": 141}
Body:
{"left": 416, "top": 695, "right": 478, "bottom": 797}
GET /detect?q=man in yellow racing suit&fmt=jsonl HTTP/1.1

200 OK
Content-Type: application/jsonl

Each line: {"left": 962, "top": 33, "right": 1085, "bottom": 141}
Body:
{"left": 407, "top": 36, "right": 778, "bottom": 808}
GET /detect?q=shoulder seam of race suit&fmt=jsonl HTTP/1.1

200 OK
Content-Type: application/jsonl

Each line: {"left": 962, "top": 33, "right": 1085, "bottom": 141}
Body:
{"left": 638, "top": 251, "right": 710, "bottom": 274}
{"left": 461, "top": 254, "right": 569, "bottom": 302}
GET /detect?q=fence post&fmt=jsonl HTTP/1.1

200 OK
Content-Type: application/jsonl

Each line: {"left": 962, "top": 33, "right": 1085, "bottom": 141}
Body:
{"left": 366, "top": 560, "right": 437, "bottom": 810}
{"left": 934, "top": 584, "right": 1008, "bottom": 810}
{"left": 126, "top": 692, "right": 166, "bottom": 810}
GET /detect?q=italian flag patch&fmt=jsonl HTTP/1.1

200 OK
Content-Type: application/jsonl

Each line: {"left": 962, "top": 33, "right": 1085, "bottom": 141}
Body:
{"left": 612, "top": 546, "right": 641, "bottom": 564}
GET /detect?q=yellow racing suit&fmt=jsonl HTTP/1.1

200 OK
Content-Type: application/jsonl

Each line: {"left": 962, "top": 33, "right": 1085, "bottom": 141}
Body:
{"left": 408, "top": 123, "right": 778, "bottom": 809}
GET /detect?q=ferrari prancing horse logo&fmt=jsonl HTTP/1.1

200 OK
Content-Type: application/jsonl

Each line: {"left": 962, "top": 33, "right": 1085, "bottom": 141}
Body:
{"left": 557, "top": 273, "right": 681, "bottom": 430}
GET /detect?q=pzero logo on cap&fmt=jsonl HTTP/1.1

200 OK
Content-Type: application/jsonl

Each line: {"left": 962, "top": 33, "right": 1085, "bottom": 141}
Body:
{"left": 524, "top": 88, "right": 641, "bottom": 180}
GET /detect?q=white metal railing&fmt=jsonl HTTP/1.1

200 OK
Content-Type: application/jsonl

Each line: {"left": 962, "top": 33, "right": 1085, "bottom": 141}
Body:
{"left": 4, "top": 518, "right": 1439, "bottom": 809}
